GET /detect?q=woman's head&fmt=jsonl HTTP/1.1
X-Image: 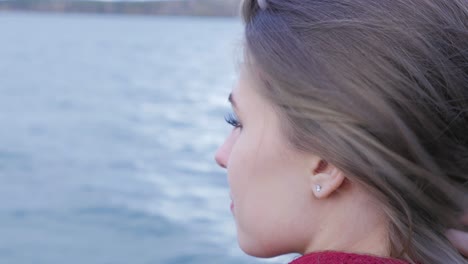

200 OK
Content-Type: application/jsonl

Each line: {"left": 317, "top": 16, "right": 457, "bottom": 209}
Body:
{"left": 216, "top": 68, "right": 391, "bottom": 258}
{"left": 216, "top": 0, "right": 468, "bottom": 263}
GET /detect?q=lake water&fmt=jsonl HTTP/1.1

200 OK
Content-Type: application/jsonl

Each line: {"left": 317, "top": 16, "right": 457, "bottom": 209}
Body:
{"left": 0, "top": 12, "right": 295, "bottom": 264}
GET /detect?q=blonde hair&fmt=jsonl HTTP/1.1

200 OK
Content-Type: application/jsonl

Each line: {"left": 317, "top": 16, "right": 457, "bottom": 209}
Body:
{"left": 241, "top": 0, "right": 468, "bottom": 263}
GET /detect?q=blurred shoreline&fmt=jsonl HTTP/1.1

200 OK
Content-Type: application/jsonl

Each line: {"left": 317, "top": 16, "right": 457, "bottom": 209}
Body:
{"left": 0, "top": 0, "right": 242, "bottom": 17}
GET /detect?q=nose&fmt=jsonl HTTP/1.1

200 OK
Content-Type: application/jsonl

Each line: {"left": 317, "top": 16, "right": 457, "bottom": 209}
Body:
{"left": 215, "top": 128, "right": 238, "bottom": 169}
{"left": 215, "top": 131, "right": 235, "bottom": 169}
{"left": 215, "top": 143, "right": 227, "bottom": 169}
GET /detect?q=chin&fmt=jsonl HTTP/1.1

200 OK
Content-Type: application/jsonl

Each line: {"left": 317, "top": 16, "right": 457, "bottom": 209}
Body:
{"left": 237, "top": 233, "right": 291, "bottom": 258}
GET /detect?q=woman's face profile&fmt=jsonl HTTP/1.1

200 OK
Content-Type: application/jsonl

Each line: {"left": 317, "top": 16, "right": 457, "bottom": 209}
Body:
{"left": 214, "top": 68, "right": 321, "bottom": 258}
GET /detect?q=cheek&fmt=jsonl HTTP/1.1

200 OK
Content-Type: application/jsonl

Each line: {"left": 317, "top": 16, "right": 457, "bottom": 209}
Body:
{"left": 226, "top": 127, "right": 264, "bottom": 180}
{"left": 226, "top": 131, "right": 313, "bottom": 256}
{"left": 226, "top": 131, "right": 251, "bottom": 187}
{"left": 227, "top": 127, "right": 288, "bottom": 201}
{"left": 227, "top": 131, "right": 280, "bottom": 216}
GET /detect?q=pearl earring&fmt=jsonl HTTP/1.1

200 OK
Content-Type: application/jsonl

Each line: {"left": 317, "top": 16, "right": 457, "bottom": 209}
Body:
{"left": 316, "top": 185, "right": 322, "bottom": 192}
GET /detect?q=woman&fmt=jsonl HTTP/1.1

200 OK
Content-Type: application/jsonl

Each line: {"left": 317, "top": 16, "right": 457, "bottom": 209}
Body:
{"left": 215, "top": 0, "right": 468, "bottom": 263}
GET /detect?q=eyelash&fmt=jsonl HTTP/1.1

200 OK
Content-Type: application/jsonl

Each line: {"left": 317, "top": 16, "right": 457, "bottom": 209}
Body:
{"left": 224, "top": 112, "right": 242, "bottom": 128}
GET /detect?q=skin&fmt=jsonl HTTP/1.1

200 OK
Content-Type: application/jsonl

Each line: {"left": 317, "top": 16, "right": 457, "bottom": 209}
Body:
{"left": 447, "top": 214, "right": 468, "bottom": 257}
{"left": 215, "top": 68, "right": 391, "bottom": 258}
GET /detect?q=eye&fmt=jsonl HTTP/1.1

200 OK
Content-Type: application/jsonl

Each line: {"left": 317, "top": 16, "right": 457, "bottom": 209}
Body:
{"left": 224, "top": 112, "right": 242, "bottom": 129}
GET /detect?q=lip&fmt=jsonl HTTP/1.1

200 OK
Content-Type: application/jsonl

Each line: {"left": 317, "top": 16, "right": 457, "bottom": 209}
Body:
{"left": 229, "top": 192, "right": 234, "bottom": 214}
{"left": 230, "top": 201, "right": 235, "bottom": 214}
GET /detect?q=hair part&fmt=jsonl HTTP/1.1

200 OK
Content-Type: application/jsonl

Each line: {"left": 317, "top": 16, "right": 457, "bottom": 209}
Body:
{"left": 241, "top": 0, "right": 468, "bottom": 263}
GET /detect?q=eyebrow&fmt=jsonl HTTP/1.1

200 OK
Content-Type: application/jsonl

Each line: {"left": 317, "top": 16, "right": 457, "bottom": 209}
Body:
{"left": 228, "top": 93, "right": 238, "bottom": 109}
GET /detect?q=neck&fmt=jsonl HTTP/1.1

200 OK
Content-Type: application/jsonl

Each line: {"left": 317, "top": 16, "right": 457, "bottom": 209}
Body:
{"left": 303, "top": 182, "right": 390, "bottom": 257}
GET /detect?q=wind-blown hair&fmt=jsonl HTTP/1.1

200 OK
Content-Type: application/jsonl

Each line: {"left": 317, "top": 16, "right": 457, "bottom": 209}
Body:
{"left": 241, "top": 0, "right": 468, "bottom": 263}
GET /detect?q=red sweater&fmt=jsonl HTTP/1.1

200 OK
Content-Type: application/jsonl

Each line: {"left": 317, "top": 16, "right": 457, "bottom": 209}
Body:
{"left": 289, "top": 251, "right": 410, "bottom": 264}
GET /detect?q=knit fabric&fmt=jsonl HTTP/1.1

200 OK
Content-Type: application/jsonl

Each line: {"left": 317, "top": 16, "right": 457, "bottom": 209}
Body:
{"left": 289, "top": 251, "right": 410, "bottom": 264}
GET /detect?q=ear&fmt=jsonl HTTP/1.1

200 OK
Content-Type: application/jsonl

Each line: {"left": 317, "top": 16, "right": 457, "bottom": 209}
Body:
{"left": 309, "top": 160, "right": 345, "bottom": 199}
